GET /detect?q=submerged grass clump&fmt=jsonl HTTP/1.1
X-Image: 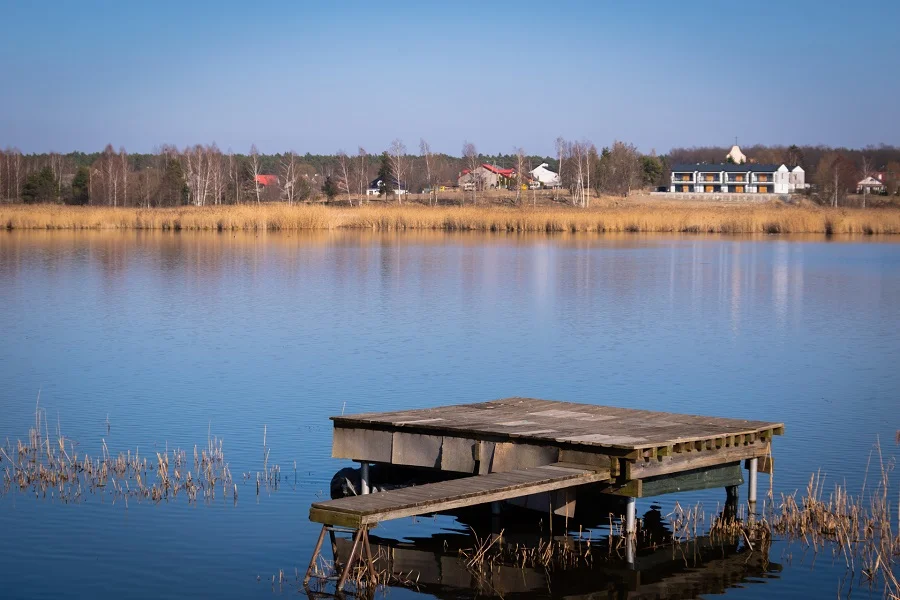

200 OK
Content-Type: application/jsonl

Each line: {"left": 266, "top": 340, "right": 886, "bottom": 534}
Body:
{"left": 2, "top": 201, "right": 900, "bottom": 234}
{"left": 0, "top": 404, "right": 282, "bottom": 506}
{"left": 445, "top": 442, "right": 899, "bottom": 598}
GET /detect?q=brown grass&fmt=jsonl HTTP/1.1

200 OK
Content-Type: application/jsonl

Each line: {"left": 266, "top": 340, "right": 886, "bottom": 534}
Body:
{"left": 2, "top": 201, "right": 900, "bottom": 234}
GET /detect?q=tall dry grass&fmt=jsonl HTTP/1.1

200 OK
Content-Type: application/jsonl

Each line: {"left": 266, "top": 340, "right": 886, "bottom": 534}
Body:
{"left": 2, "top": 202, "right": 900, "bottom": 234}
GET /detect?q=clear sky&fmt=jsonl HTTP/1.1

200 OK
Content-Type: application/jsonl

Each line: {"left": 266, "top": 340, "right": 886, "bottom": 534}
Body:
{"left": 1, "top": 0, "right": 898, "bottom": 156}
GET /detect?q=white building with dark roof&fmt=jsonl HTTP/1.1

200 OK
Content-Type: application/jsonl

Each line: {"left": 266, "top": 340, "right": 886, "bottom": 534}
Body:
{"left": 529, "top": 163, "right": 561, "bottom": 188}
{"left": 670, "top": 163, "right": 805, "bottom": 194}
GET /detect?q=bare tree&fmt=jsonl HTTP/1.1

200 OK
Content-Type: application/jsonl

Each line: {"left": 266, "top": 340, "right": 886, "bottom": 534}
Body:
{"left": 815, "top": 152, "right": 853, "bottom": 207}
{"left": 100, "top": 144, "right": 118, "bottom": 206}
{"left": 209, "top": 144, "right": 224, "bottom": 205}
{"left": 1, "top": 148, "right": 23, "bottom": 201}
{"left": 357, "top": 147, "right": 368, "bottom": 203}
{"left": 337, "top": 150, "right": 353, "bottom": 205}
{"left": 13, "top": 149, "right": 21, "bottom": 201}
{"left": 49, "top": 152, "right": 63, "bottom": 200}
{"left": 119, "top": 147, "right": 129, "bottom": 206}
{"left": 860, "top": 155, "right": 872, "bottom": 208}
{"left": 571, "top": 141, "right": 586, "bottom": 207}
{"left": 249, "top": 144, "right": 262, "bottom": 204}
{"left": 515, "top": 147, "right": 526, "bottom": 205}
{"left": 555, "top": 137, "right": 566, "bottom": 203}
{"left": 388, "top": 139, "right": 407, "bottom": 204}
{"left": 280, "top": 151, "right": 299, "bottom": 205}
{"left": 462, "top": 141, "right": 478, "bottom": 205}
{"left": 420, "top": 139, "right": 435, "bottom": 206}
{"left": 227, "top": 150, "right": 241, "bottom": 204}
{"left": 530, "top": 156, "right": 537, "bottom": 208}
{"left": 597, "top": 141, "right": 642, "bottom": 198}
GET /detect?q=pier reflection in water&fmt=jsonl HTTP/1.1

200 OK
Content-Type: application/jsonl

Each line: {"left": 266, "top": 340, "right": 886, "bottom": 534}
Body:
{"left": 317, "top": 505, "right": 779, "bottom": 600}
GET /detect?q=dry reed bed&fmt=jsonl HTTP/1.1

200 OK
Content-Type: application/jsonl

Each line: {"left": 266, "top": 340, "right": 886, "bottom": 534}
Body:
{"left": 455, "top": 445, "right": 899, "bottom": 598}
{"left": 3, "top": 202, "right": 900, "bottom": 234}
{"left": 0, "top": 405, "right": 282, "bottom": 506}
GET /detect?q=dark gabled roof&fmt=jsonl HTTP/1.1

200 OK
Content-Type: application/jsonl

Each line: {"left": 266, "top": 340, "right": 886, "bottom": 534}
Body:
{"left": 671, "top": 163, "right": 781, "bottom": 173}
{"left": 369, "top": 177, "right": 407, "bottom": 190}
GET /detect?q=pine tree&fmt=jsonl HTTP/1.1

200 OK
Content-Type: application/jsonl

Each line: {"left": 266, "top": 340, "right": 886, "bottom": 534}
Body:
{"left": 159, "top": 158, "right": 189, "bottom": 206}
{"left": 22, "top": 167, "right": 58, "bottom": 204}
{"left": 322, "top": 176, "right": 339, "bottom": 200}
{"left": 70, "top": 166, "right": 90, "bottom": 205}
{"left": 376, "top": 152, "right": 394, "bottom": 196}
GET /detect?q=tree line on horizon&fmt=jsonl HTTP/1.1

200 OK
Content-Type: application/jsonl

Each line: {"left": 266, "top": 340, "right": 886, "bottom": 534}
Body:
{"left": 1, "top": 140, "right": 898, "bottom": 208}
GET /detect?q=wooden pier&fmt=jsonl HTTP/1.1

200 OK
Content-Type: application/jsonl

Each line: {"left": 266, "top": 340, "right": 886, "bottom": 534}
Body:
{"left": 306, "top": 397, "right": 783, "bottom": 591}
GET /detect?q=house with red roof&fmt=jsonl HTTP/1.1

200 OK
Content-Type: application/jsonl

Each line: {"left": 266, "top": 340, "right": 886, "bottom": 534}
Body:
{"left": 255, "top": 174, "right": 278, "bottom": 187}
{"left": 458, "top": 164, "right": 516, "bottom": 190}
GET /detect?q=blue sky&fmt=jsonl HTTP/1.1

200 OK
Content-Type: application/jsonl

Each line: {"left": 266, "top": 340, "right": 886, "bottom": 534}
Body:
{"left": 1, "top": 0, "right": 898, "bottom": 155}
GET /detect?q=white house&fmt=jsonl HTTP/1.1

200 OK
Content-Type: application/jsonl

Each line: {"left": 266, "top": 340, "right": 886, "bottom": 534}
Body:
{"left": 529, "top": 163, "right": 560, "bottom": 188}
{"left": 366, "top": 177, "right": 408, "bottom": 196}
{"left": 774, "top": 165, "right": 808, "bottom": 193}
{"left": 857, "top": 176, "right": 886, "bottom": 194}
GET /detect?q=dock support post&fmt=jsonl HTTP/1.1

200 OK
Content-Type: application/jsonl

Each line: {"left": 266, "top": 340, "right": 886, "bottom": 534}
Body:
{"left": 625, "top": 497, "right": 636, "bottom": 535}
{"left": 303, "top": 525, "right": 328, "bottom": 586}
{"left": 625, "top": 497, "right": 636, "bottom": 565}
{"left": 336, "top": 529, "right": 363, "bottom": 591}
{"left": 747, "top": 458, "right": 758, "bottom": 507}
{"left": 360, "top": 462, "right": 370, "bottom": 495}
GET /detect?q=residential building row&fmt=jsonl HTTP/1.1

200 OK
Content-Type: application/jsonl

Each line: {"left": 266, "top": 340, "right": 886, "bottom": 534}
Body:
{"left": 670, "top": 163, "right": 806, "bottom": 194}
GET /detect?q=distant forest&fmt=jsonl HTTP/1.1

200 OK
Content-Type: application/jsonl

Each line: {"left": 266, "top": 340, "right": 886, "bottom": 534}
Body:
{"left": 1, "top": 141, "right": 898, "bottom": 207}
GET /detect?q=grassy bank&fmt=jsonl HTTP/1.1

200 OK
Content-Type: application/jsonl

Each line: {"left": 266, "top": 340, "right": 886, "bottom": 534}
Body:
{"left": 3, "top": 202, "right": 900, "bottom": 234}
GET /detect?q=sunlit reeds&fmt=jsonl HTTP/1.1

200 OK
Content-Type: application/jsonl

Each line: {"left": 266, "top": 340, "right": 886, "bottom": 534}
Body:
{"left": 0, "top": 405, "right": 281, "bottom": 506}
{"left": 2, "top": 201, "right": 900, "bottom": 234}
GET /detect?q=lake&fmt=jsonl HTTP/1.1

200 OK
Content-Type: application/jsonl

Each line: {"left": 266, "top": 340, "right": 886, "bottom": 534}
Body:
{"left": 1, "top": 230, "right": 898, "bottom": 599}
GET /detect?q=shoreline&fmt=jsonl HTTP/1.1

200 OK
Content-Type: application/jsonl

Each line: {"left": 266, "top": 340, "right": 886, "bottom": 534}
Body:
{"left": 2, "top": 201, "right": 900, "bottom": 235}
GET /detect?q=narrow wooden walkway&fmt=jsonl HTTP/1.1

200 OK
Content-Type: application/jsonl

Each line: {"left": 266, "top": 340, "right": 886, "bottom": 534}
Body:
{"left": 310, "top": 462, "right": 610, "bottom": 529}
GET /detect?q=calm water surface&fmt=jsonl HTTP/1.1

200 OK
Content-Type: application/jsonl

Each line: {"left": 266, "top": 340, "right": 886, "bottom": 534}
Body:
{"left": 1, "top": 230, "right": 898, "bottom": 599}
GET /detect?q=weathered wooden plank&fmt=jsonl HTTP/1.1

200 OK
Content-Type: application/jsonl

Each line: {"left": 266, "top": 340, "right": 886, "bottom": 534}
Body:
{"left": 476, "top": 441, "right": 495, "bottom": 475}
{"left": 640, "top": 464, "right": 744, "bottom": 497}
{"left": 489, "top": 442, "right": 559, "bottom": 472}
{"left": 627, "top": 443, "right": 769, "bottom": 479}
{"left": 331, "top": 398, "right": 784, "bottom": 453}
{"left": 392, "top": 432, "right": 442, "bottom": 468}
{"left": 310, "top": 507, "right": 365, "bottom": 529}
{"left": 333, "top": 426, "right": 393, "bottom": 463}
{"left": 440, "top": 436, "right": 477, "bottom": 473}
{"left": 557, "top": 449, "right": 612, "bottom": 471}
{"left": 310, "top": 463, "right": 609, "bottom": 526}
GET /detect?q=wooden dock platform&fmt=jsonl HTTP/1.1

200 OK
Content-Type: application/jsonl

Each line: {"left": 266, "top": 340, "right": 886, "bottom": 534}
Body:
{"left": 331, "top": 397, "right": 782, "bottom": 487}
{"left": 306, "top": 397, "right": 784, "bottom": 591}
{"left": 310, "top": 462, "right": 609, "bottom": 528}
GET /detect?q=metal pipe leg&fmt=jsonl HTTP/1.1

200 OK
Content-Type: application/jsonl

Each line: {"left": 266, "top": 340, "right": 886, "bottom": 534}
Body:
{"left": 336, "top": 529, "right": 363, "bottom": 591}
{"left": 625, "top": 497, "right": 636, "bottom": 536}
{"left": 304, "top": 525, "right": 328, "bottom": 586}
{"left": 748, "top": 458, "right": 758, "bottom": 506}
{"left": 625, "top": 497, "right": 636, "bottom": 564}
{"left": 360, "top": 462, "right": 370, "bottom": 495}
{"left": 362, "top": 529, "right": 378, "bottom": 586}
{"left": 329, "top": 529, "right": 340, "bottom": 570}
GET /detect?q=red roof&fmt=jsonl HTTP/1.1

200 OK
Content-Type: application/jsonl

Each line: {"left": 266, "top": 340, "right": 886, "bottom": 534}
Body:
{"left": 256, "top": 174, "right": 278, "bottom": 186}
{"left": 461, "top": 164, "right": 516, "bottom": 178}
{"left": 481, "top": 163, "right": 515, "bottom": 177}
